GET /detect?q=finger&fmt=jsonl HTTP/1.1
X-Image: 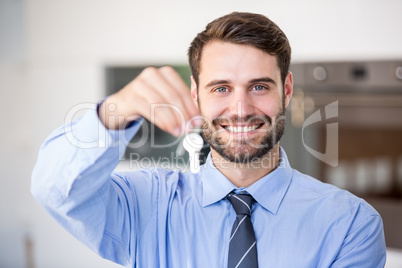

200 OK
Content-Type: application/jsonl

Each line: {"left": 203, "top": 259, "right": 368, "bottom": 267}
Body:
{"left": 140, "top": 67, "right": 193, "bottom": 124}
{"left": 136, "top": 94, "right": 183, "bottom": 137}
{"left": 152, "top": 106, "right": 184, "bottom": 137}
{"left": 134, "top": 77, "right": 184, "bottom": 136}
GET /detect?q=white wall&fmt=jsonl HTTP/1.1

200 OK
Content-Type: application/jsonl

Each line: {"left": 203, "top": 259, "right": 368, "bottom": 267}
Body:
{"left": 1, "top": 0, "right": 401, "bottom": 267}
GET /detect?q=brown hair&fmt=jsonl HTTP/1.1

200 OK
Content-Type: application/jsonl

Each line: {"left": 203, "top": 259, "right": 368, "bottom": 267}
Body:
{"left": 188, "top": 12, "right": 291, "bottom": 87}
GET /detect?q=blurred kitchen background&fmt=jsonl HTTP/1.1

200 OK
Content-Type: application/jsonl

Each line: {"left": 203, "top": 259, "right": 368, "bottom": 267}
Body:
{"left": 1, "top": 0, "right": 402, "bottom": 267}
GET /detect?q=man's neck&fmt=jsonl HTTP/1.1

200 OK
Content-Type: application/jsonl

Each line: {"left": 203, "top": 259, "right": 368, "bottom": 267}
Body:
{"left": 210, "top": 144, "right": 281, "bottom": 188}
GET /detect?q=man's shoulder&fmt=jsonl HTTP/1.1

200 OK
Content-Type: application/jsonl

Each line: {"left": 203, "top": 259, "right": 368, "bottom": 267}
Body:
{"left": 291, "top": 169, "right": 341, "bottom": 193}
{"left": 290, "top": 169, "right": 380, "bottom": 217}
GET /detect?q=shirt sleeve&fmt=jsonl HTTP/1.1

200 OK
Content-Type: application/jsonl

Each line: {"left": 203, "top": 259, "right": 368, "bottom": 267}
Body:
{"left": 330, "top": 207, "right": 386, "bottom": 267}
{"left": 31, "top": 103, "right": 144, "bottom": 265}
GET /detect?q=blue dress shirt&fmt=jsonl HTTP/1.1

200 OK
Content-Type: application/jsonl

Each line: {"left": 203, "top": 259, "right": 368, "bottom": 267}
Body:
{"left": 31, "top": 105, "right": 386, "bottom": 267}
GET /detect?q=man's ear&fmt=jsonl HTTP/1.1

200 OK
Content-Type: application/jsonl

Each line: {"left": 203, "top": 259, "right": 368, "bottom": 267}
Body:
{"left": 284, "top": 71, "right": 293, "bottom": 108}
{"left": 190, "top": 75, "right": 198, "bottom": 107}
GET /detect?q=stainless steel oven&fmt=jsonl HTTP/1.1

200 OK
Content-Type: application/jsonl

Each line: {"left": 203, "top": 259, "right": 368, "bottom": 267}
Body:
{"left": 285, "top": 60, "right": 402, "bottom": 248}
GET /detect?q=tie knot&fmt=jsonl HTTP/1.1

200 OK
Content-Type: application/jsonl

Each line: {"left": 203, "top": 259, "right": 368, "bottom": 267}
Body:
{"left": 227, "top": 193, "right": 253, "bottom": 216}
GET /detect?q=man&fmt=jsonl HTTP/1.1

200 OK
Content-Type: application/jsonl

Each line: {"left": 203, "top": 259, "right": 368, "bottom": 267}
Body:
{"left": 32, "top": 12, "right": 386, "bottom": 267}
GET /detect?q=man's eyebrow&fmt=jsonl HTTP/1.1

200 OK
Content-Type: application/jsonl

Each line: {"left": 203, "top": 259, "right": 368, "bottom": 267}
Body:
{"left": 205, "top": 79, "right": 230, "bottom": 88}
{"left": 249, "top": 77, "right": 277, "bottom": 86}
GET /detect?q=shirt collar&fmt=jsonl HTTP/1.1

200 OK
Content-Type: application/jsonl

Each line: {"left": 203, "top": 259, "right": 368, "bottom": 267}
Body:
{"left": 200, "top": 155, "right": 237, "bottom": 207}
{"left": 200, "top": 147, "right": 293, "bottom": 215}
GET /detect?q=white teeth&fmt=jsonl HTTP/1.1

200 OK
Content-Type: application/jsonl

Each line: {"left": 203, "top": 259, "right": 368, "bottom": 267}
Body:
{"left": 225, "top": 125, "right": 260, "bottom": 133}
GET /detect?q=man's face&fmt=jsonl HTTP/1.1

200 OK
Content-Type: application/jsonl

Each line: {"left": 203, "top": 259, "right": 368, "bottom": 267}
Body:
{"left": 191, "top": 41, "right": 293, "bottom": 163}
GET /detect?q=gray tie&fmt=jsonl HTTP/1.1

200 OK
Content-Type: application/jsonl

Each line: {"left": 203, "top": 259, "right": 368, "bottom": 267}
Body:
{"left": 227, "top": 192, "right": 258, "bottom": 268}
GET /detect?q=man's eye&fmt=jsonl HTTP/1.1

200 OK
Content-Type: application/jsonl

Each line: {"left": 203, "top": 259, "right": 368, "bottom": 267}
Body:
{"left": 252, "top": 85, "right": 267, "bottom": 91}
{"left": 214, "top": 87, "right": 228, "bottom": 93}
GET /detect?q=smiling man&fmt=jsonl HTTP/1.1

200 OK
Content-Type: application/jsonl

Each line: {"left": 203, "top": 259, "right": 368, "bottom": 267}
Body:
{"left": 194, "top": 40, "right": 291, "bottom": 187}
{"left": 32, "top": 12, "right": 386, "bottom": 268}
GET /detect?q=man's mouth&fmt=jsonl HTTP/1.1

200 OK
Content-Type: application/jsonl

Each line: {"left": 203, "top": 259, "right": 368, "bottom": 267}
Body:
{"left": 221, "top": 123, "right": 264, "bottom": 133}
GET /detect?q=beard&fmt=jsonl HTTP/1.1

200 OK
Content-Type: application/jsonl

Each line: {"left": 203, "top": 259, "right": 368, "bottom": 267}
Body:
{"left": 201, "top": 99, "right": 286, "bottom": 163}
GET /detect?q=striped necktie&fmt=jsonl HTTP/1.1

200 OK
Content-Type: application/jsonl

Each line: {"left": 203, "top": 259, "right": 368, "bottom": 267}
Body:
{"left": 227, "top": 192, "right": 258, "bottom": 268}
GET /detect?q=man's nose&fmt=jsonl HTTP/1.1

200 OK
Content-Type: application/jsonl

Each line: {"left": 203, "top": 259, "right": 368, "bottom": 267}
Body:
{"left": 229, "top": 90, "right": 254, "bottom": 117}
